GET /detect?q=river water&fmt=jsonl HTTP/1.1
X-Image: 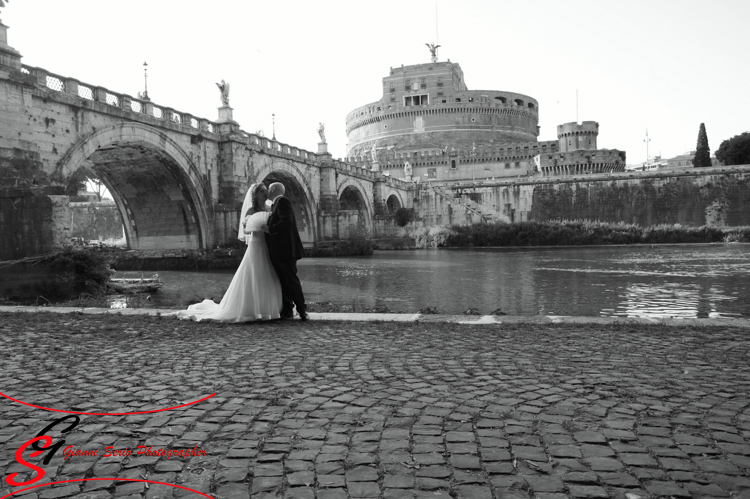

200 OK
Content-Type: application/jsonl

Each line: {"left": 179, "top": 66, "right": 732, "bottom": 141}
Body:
{"left": 113, "top": 244, "right": 750, "bottom": 318}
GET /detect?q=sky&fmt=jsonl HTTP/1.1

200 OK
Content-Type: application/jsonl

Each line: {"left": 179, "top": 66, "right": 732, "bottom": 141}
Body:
{"left": 4, "top": 0, "right": 750, "bottom": 165}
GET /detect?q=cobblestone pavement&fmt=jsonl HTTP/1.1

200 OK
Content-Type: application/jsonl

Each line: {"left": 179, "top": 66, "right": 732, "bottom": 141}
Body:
{"left": 1, "top": 312, "right": 749, "bottom": 499}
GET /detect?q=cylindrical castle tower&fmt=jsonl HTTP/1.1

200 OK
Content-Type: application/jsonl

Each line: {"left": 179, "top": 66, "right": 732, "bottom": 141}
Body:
{"left": 345, "top": 61, "right": 540, "bottom": 158}
{"left": 557, "top": 121, "right": 598, "bottom": 152}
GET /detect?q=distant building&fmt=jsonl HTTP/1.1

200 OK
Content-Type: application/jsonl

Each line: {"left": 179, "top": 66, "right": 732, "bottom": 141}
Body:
{"left": 668, "top": 152, "right": 695, "bottom": 168}
{"left": 345, "top": 58, "right": 626, "bottom": 182}
{"left": 625, "top": 152, "right": 720, "bottom": 172}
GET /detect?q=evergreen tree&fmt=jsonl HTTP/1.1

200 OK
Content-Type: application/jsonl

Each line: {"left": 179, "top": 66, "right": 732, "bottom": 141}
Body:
{"left": 693, "top": 123, "right": 712, "bottom": 167}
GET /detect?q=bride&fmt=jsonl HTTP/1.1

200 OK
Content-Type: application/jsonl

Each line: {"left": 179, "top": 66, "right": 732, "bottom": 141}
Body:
{"left": 170, "top": 183, "right": 283, "bottom": 322}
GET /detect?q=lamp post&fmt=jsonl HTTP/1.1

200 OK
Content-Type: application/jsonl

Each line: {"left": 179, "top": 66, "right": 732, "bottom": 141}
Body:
{"left": 272, "top": 113, "right": 276, "bottom": 140}
{"left": 142, "top": 62, "right": 150, "bottom": 101}
{"left": 644, "top": 129, "right": 651, "bottom": 165}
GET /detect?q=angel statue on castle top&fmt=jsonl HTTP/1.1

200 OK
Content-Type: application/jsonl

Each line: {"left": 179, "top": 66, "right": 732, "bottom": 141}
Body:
{"left": 425, "top": 42, "right": 440, "bottom": 63}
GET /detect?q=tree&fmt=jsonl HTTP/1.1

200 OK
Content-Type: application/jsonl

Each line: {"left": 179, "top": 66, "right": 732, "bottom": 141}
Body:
{"left": 715, "top": 132, "right": 750, "bottom": 166}
{"left": 65, "top": 168, "right": 88, "bottom": 196}
{"left": 693, "top": 123, "right": 712, "bottom": 167}
{"left": 394, "top": 208, "right": 414, "bottom": 228}
{"left": 87, "top": 177, "right": 109, "bottom": 201}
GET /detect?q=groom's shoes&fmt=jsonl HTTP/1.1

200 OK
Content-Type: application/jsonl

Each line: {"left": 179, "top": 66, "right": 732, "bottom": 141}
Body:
{"left": 279, "top": 311, "right": 294, "bottom": 320}
{"left": 299, "top": 311, "right": 309, "bottom": 321}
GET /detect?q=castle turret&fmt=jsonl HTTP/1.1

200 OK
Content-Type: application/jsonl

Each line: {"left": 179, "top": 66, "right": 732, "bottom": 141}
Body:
{"left": 557, "top": 121, "right": 598, "bottom": 152}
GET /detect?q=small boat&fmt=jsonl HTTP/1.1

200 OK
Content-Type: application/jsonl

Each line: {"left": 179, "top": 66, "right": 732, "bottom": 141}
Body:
{"left": 108, "top": 274, "right": 163, "bottom": 293}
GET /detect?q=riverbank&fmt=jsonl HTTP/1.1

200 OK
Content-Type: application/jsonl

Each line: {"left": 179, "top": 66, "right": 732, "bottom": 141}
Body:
{"left": 410, "top": 221, "right": 750, "bottom": 248}
{"left": 1, "top": 310, "right": 749, "bottom": 499}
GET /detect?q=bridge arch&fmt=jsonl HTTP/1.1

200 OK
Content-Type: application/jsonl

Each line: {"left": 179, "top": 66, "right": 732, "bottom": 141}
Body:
{"left": 252, "top": 159, "right": 318, "bottom": 245}
{"left": 384, "top": 189, "right": 405, "bottom": 214}
{"left": 56, "top": 122, "right": 212, "bottom": 251}
{"left": 337, "top": 177, "right": 373, "bottom": 233}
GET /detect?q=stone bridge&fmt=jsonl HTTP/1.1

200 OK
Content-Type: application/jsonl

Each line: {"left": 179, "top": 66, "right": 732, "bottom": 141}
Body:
{"left": 0, "top": 46, "right": 413, "bottom": 260}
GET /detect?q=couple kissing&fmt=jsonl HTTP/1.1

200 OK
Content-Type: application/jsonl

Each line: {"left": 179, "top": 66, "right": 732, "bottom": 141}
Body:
{"left": 170, "top": 182, "right": 307, "bottom": 322}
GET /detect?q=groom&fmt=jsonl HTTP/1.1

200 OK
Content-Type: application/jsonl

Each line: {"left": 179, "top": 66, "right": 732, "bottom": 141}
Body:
{"left": 264, "top": 182, "right": 308, "bottom": 321}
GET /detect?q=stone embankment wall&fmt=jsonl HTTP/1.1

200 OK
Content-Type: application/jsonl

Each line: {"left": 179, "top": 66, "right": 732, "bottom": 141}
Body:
{"left": 414, "top": 166, "right": 750, "bottom": 227}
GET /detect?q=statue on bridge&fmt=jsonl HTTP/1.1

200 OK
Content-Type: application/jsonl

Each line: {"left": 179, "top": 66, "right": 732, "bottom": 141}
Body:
{"left": 371, "top": 141, "right": 378, "bottom": 162}
{"left": 216, "top": 79, "right": 230, "bottom": 107}
{"left": 425, "top": 43, "right": 441, "bottom": 63}
{"left": 404, "top": 161, "right": 413, "bottom": 178}
{"left": 317, "top": 122, "right": 326, "bottom": 144}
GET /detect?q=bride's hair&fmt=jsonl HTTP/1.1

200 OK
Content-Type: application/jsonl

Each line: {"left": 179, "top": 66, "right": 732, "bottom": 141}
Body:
{"left": 247, "top": 183, "right": 263, "bottom": 214}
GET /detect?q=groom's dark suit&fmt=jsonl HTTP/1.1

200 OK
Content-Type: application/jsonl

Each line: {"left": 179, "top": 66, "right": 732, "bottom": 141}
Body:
{"left": 266, "top": 195, "right": 306, "bottom": 318}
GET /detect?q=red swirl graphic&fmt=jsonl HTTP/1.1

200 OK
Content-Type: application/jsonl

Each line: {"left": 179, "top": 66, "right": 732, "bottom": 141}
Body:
{"left": 1, "top": 478, "right": 213, "bottom": 499}
{"left": 0, "top": 391, "right": 215, "bottom": 416}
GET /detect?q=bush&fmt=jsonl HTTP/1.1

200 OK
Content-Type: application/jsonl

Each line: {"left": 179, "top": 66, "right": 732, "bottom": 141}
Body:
{"left": 46, "top": 246, "right": 114, "bottom": 296}
{"left": 394, "top": 208, "right": 415, "bottom": 228}
{"left": 438, "top": 220, "right": 740, "bottom": 247}
{"left": 0, "top": 247, "right": 115, "bottom": 303}
{"left": 331, "top": 226, "right": 374, "bottom": 256}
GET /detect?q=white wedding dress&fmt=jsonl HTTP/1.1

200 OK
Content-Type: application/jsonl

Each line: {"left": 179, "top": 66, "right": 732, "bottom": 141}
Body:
{"left": 170, "top": 212, "right": 283, "bottom": 322}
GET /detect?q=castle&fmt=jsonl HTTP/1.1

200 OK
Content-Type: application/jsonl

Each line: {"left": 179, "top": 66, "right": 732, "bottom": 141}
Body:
{"left": 345, "top": 57, "right": 626, "bottom": 182}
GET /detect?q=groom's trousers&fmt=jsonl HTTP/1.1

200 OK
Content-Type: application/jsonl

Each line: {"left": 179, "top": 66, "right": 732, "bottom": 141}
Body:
{"left": 271, "top": 256, "right": 306, "bottom": 315}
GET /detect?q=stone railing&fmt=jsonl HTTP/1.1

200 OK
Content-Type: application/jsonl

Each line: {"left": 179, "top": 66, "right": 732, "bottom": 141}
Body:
{"left": 22, "top": 64, "right": 219, "bottom": 134}
{"left": 234, "top": 131, "right": 399, "bottom": 183}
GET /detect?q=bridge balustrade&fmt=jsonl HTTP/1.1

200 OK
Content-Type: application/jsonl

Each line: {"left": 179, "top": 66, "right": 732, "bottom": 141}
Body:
{"left": 22, "top": 64, "right": 218, "bottom": 135}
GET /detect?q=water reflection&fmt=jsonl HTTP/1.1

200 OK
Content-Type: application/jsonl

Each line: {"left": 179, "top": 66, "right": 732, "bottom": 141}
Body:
{"left": 112, "top": 244, "right": 750, "bottom": 318}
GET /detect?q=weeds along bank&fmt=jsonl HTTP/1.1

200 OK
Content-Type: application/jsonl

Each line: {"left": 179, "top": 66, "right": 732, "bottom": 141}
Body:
{"left": 0, "top": 229, "right": 377, "bottom": 304}
{"left": 409, "top": 220, "right": 750, "bottom": 248}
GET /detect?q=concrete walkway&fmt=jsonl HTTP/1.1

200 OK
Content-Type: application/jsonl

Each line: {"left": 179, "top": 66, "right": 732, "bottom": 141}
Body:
{"left": 2, "top": 305, "right": 750, "bottom": 327}
{"left": 0, "top": 308, "right": 749, "bottom": 499}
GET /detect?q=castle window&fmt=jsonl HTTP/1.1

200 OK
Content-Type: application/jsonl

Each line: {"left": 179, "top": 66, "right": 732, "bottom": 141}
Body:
{"left": 481, "top": 95, "right": 488, "bottom": 103}
{"left": 390, "top": 82, "right": 395, "bottom": 92}
{"left": 451, "top": 160, "right": 457, "bottom": 169}
{"left": 494, "top": 96, "right": 507, "bottom": 104}
{"left": 528, "top": 103, "right": 535, "bottom": 109}
{"left": 420, "top": 77, "right": 427, "bottom": 89}
{"left": 405, "top": 94, "right": 429, "bottom": 106}
{"left": 455, "top": 98, "right": 461, "bottom": 102}
{"left": 514, "top": 99, "right": 524, "bottom": 106}
{"left": 442, "top": 99, "right": 446, "bottom": 103}
{"left": 515, "top": 162, "right": 521, "bottom": 169}
{"left": 468, "top": 97, "right": 474, "bottom": 102}
{"left": 437, "top": 77, "right": 443, "bottom": 87}
{"left": 505, "top": 163, "right": 510, "bottom": 169}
